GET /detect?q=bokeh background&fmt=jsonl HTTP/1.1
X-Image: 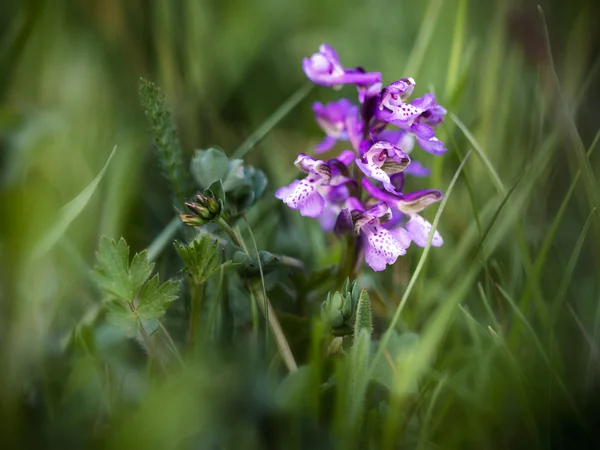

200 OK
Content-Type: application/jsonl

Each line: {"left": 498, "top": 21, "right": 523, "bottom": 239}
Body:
{"left": 1, "top": 0, "right": 600, "bottom": 448}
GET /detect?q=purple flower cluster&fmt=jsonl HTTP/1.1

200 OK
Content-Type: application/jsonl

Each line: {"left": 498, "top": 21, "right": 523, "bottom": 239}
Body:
{"left": 277, "top": 44, "right": 447, "bottom": 272}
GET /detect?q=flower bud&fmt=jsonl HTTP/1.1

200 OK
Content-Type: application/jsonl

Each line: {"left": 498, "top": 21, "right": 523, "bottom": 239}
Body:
{"left": 179, "top": 193, "right": 223, "bottom": 227}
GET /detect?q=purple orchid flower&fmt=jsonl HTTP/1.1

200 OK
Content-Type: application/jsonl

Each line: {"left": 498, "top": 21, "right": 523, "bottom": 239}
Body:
{"left": 362, "top": 178, "right": 443, "bottom": 247}
{"left": 303, "top": 44, "right": 382, "bottom": 87}
{"left": 412, "top": 93, "right": 447, "bottom": 127}
{"left": 275, "top": 154, "right": 332, "bottom": 217}
{"left": 355, "top": 141, "right": 411, "bottom": 194}
{"left": 317, "top": 150, "right": 356, "bottom": 231}
{"left": 352, "top": 203, "right": 412, "bottom": 271}
{"left": 274, "top": 44, "right": 449, "bottom": 273}
{"left": 312, "top": 99, "right": 360, "bottom": 153}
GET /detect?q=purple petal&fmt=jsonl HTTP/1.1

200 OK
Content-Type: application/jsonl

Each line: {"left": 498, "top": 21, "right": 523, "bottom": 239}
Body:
{"left": 406, "top": 215, "right": 443, "bottom": 247}
{"left": 336, "top": 150, "right": 356, "bottom": 166}
{"left": 364, "top": 202, "right": 391, "bottom": 220}
{"left": 299, "top": 190, "right": 325, "bottom": 218}
{"left": 275, "top": 180, "right": 300, "bottom": 200}
{"left": 416, "top": 135, "right": 447, "bottom": 155}
{"left": 345, "top": 196, "right": 365, "bottom": 213}
{"left": 283, "top": 177, "right": 318, "bottom": 210}
{"left": 315, "top": 136, "right": 337, "bottom": 153}
{"left": 410, "top": 123, "right": 435, "bottom": 140}
{"left": 318, "top": 204, "right": 340, "bottom": 231}
{"left": 362, "top": 177, "right": 400, "bottom": 204}
{"left": 364, "top": 225, "right": 406, "bottom": 271}
{"left": 404, "top": 161, "right": 430, "bottom": 177}
{"left": 389, "top": 227, "right": 412, "bottom": 249}
{"left": 356, "top": 158, "right": 394, "bottom": 193}
{"left": 334, "top": 208, "right": 354, "bottom": 236}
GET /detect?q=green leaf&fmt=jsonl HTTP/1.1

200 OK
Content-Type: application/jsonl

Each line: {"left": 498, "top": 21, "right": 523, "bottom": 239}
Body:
{"left": 137, "top": 276, "right": 180, "bottom": 321}
{"left": 105, "top": 299, "right": 138, "bottom": 337}
{"left": 33, "top": 145, "right": 117, "bottom": 259}
{"left": 174, "top": 234, "right": 239, "bottom": 283}
{"left": 190, "top": 148, "right": 230, "bottom": 189}
{"left": 92, "top": 236, "right": 148, "bottom": 301}
{"left": 275, "top": 365, "right": 314, "bottom": 412}
{"left": 349, "top": 289, "right": 373, "bottom": 427}
{"left": 204, "top": 179, "right": 226, "bottom": 204}
{"left": 372, "top": 331, "right": 420, "bottom": 393}
{"left": 354, "top": 289, "right": 373, "bottom": 340}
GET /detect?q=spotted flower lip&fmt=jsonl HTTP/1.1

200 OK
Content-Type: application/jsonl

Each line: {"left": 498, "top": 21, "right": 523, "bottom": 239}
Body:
{"left": 355, "top": 141, "right": 411, "bottom": 194}
{"left": 303, "top": 44, "right": 382, "bottom": 87}
{"left": 312, "top": 99, "right": 360, "bottom": 153}
{"left": 276, "top": 154, "right": 332, "bottom": 218}
{"left": 361, "top": 178, "right": 443, "bottom": 247}
{"left": 353, "top": 203, "right": 412, "bottom": 271}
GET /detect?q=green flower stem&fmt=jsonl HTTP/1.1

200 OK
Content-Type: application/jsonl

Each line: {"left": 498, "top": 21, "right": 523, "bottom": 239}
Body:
{"left": 188, "top": 278, "right": 203, "bottom": 344}
{"left": 251, "top": 285, "right": 298, "bottom": 373}
{"left": 337, "top": 235, "right": 358, "bottom": 288}
{"left": 217, "top": 216, "right": 297, "bottom": 372}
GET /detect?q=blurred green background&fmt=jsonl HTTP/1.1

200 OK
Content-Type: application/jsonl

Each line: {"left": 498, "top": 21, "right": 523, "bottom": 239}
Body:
{"left": 1, "top": 0, "right": 600, "bottom": 448}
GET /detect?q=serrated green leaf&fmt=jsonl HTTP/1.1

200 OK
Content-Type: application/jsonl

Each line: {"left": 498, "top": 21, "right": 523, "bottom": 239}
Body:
{"left": 190, "top": 148, "right": 230, "bottom": 189}
{"left": 137, "top": 276, "right": 180, "bottom": 321}
{"left": 130, "top": 251, "right": 154, "bottom": 292}
{"left": 92, "top": 237, "right": 136, "bottom": 301}
{"left": 105, "top": 299, "right": 138, "bottom": 337}
{"left": 175, "top": 234, "right": 238, "bottom": 284}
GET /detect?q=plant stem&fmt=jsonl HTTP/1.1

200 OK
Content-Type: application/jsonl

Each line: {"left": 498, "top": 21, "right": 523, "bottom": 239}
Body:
{"left": 251, "top": 285, "right": 298, "bottom": 372}
{"left": 188, "top": 278, "right": 202, "bottom": 344}
{"left": 217, "top": 216, "right": 297, "bottom": 372}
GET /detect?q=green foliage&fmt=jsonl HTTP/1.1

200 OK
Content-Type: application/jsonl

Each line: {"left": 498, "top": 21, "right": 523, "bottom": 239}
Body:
{"left": 349, "top": 290, "right": 373, "bottom": 433}
{"left": 139, "top": 77, "right": 190, "bottom": 205}
{"left": 174, "top": 234, "right": 238, "bottom": 283}
{"left": 2, "top": 1, "right": 600, "bottom": 449}
{"left": 92, "top": 236, "right": 179, "bottom": 334}
{"left": 321, "top": 278, "right": 360, "bottom": 336}
{"left": 190, "top": 148, "right": 267, "bottom": 220}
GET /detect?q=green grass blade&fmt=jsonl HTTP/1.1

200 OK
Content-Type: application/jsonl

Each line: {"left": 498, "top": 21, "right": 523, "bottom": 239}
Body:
{"left": 33, "top": 145, "right": 117, "bottom": 259}
{"left": 497, "top": 284, "right": 579, "bottom": 414}
{"left": 444, "top": 0, "right": 468, "bottom": 97}
{"left": 147, "top": 216, "right": 182, "bottom": 262}
{"left": 370, "top": 150, "right": 471, "bottom": 374}
{"left": 404, "top": 0, "right": 444, "bottom": 77}
{"left": 451, "top": 113, "right": 505, "bottom": 194}
{"left": 537, "top": 6, "right": 600, "bottom": 217}
{"left": 551, "top": 207, "right": 596, "bottom": 319}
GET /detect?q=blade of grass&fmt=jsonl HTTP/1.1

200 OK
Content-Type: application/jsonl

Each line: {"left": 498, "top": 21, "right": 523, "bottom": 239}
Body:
{"left": 451, "top": 113, "right": 505, "bottom": 194}
{"left": 538, "top": 6, "right": 600, "bottom": 217}
{"left": 550, "top": 207, "right": 596, "bottom": 321}
{"left": 444, "top": 0, "right": 468, "bottom": 97}
{"left": 404, "top": 0, "right": 444, "bottom": 77}
{"left": 370, "top": 150, "right": 471, "bottom": 375}
{"left": 496, "top": 284, "right": 579, "bottom": 415}
{"left": 147, "top": 216, "right": 182, "bottom": 262}
{"left": 32, "top": 146, "right": 117, "bottom": 259}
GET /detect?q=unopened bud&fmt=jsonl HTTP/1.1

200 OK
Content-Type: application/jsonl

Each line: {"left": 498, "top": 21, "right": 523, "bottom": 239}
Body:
{"left": 179, "top": 212, "right": 209, "bottom": 227}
